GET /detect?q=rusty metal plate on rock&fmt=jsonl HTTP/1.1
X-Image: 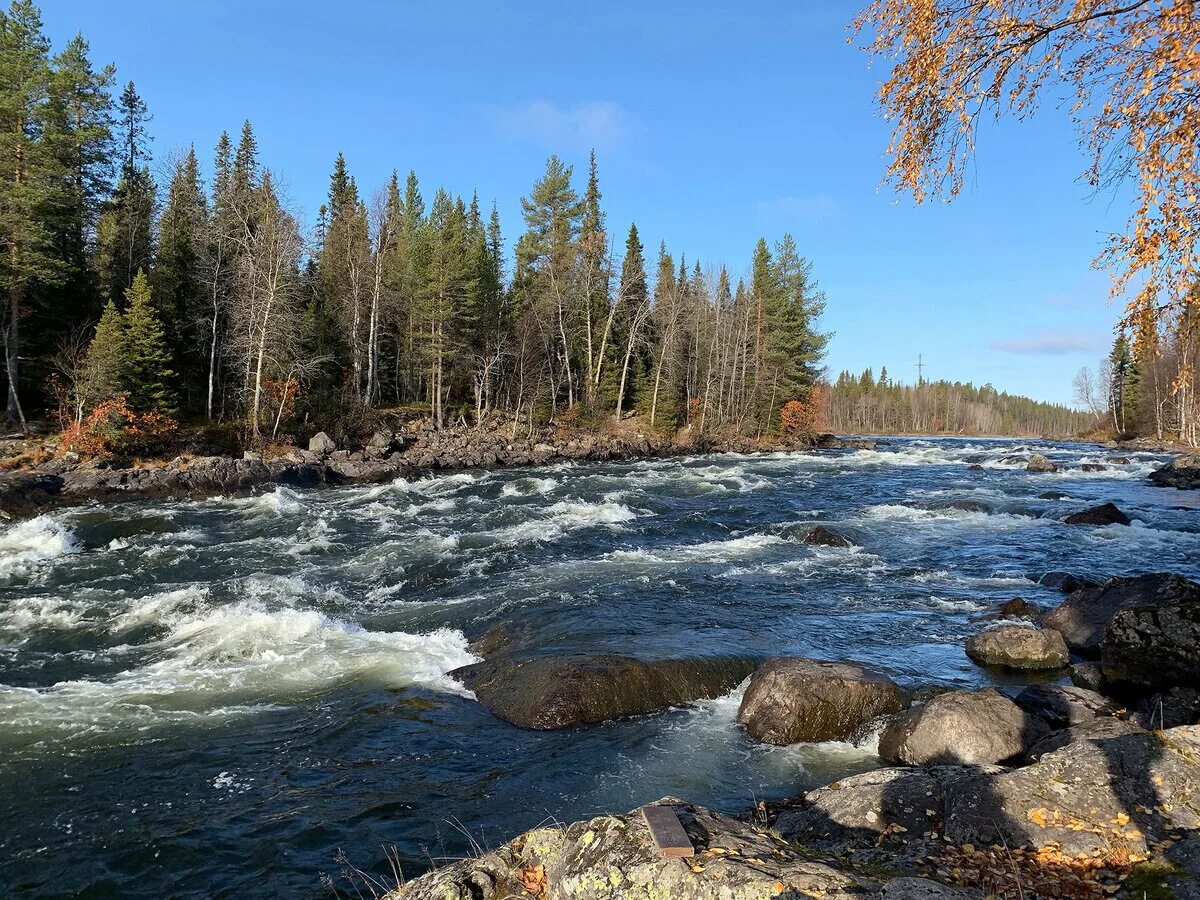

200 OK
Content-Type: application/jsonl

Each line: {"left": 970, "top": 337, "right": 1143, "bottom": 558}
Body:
{"left": 640, "top": 805, "right": 695, "bottom": 858}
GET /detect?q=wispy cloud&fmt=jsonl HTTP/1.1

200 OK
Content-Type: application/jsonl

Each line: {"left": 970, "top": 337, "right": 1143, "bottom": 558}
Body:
{"left": 989, "top": 330, "right": 1099, "bottom": 355}
{"left": 758, "top": 193, "right": 841, "bottom": 225}
{"left": 487, "top": 100, "right": 633, "bottom": 152}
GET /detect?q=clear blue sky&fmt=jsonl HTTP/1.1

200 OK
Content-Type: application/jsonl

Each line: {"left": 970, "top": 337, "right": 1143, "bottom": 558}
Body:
{"left": 44, "top": 0, "right": 1128, "bottom": 406}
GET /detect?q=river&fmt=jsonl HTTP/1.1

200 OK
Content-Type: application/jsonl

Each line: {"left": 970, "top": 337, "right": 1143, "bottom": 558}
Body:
{"left": 1, "top": 438, "right": 1197, "bottom": 897}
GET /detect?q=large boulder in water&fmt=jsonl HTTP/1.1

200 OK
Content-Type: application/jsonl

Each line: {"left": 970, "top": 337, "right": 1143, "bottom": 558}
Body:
{"left": 1043, "top": 573, "right": 1200, "bottom": 657}
{"left": 1149, "top": 453, "right": 1200, "bottom": 489}
{"left": 942, "top": 725, "right": 1200, "bottom": 857}
{"left": 1038, "top": 571, "right": 1100, "bottom": 594}
{"left": 964, "top": 624, "right": 1068, "bottom": 670}
{"left": 1062, "top": 502, "right": 1131, "bottom": 526}
{"left": 736, "top": 657, "right": 908, "bottom": 745}
{"left": 1026, "top": 453, "right": 1057, "bottom": 472}
{"left": 878, "top": 688, "right": 1047, "bottom": 766}
{"left": 802, "top": 525, "right": 855, "bottom": 548}
{"left": 453, "top": 654, "right": 756, "bottom": 730}
{"left": 393, "top": 799, "right": 873, "bottom": 900}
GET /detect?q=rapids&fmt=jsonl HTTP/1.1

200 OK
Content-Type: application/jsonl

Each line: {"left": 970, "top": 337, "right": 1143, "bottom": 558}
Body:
{"left": 0, "top": 438, "right": 1196, "bottom": 897}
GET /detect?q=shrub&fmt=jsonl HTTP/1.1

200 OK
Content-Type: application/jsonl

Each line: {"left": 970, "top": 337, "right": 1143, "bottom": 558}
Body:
{"left": 780, "top": 385, "right": 829, "bottom": 439}
{"left": 61, "top": 395, "right": 178, "bottom": 460}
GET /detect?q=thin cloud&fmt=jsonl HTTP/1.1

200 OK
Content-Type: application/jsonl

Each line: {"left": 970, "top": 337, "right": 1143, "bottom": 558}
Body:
{"left": 487, "top": 100, "right": 633, "bottom": 152}
{"left": 759, "top": 193, "right": 841, "bottom": 224}
{"left": 989, "top": 331, "right": 1099, "bottom": 355}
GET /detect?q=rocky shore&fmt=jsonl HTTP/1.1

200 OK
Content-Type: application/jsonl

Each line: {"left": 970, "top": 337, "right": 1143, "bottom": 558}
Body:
{"left": 391, "top": 570, "right": 1200, "bottom": 899}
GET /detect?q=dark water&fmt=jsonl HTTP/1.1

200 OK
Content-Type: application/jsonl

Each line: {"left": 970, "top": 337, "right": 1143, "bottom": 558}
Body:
{"left": 1, "top": 438, "right": 1197, "bottom": 897}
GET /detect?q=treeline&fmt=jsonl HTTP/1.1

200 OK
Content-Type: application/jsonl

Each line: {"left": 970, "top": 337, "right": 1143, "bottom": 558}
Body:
{"left": 1077, "top": 297, "right": 1200, "bottom": 446}
{"left": 0, "top": 1, "right": 829, "bottom": 447}
{"left": 827, "top": 368, "right": 1094, "bottom": 437}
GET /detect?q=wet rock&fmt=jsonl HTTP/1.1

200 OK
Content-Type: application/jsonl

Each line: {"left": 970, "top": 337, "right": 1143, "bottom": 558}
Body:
{"left": 394, "top": 799, "right": 874, "bottom": 900}
{"left": 802, "top": 525, "right": 856, "bottom": 548}
{"left": 1038, "top": 490, "right": 1070, "bottom": 500}
{"left": 967, "top": 463, "right": 985, "bottom": 471}
{"left": 307, "top": 431, "right": 336, "bottom": 455}
{"left": 1011, "top": 684, "right": 1117, "bottom": 728}
{"left": 998, "top": 597, "right": 1038, "bottom": 618}
{"left": 453, "top": 654, "right": 756, "bottom": 730}
{"left": 942, "top": 725, "right": 1200, "bottom": 856}
{"left": 736, "top": 657, "right": 908, "bottom": 745}
{"left": 1079, "top": 462, "right": 1107, "bottom": 472}
{"left": 1069, "top": 662, "right": 1106, "bottom": 691}
{"left": 1038, "top": 571, "right": 1100, "bottom": 594}
{"left": 1129, "top": 687, "right": 1200, "bottom": 730}
{"left": 467, "top": 620, "right": 537, "bottom": 660}
{"left": 948, "top": 500, "right": 987, "bottom": 513}
{"left": 1043, "top": 573, "right": 1200, "bottom": 657}
{"left": 878, "top": 688, "right": 1048, "bottom": 766}
{"left": 0, "top": 472, "right": 63, "bottom": 518}
{"left": 965, "top": 624, "right": 1069, "bottom": 670}
{"left": 1025, "top": 715, "right": 1146, "bottom": 762}
{"left": 1149, "top": 453, "right": 1200, "bottom": 489}
{"left": 1102, "top": 578, "right": 1200, "bottom": 689}
{"left": 1062, "top": 502, "right": 1131, "bottom": 526}
{"left": 1026, "top": 453, "right": 1057, "bottom": 472}
{"left": 1109, "top": 456, "right": 1132, "bottom": 464}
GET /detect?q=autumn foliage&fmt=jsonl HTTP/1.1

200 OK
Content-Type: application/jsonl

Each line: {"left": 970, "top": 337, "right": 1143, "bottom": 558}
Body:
{"left": 60, "top": 395, "right": 178, "bottom": 459}
{"left": 780, "top": 386, "right": 829, "bottom": 438}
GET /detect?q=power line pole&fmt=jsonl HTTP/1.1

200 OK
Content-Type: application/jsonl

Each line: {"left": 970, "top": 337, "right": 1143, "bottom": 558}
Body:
{"left": 916, "top": 353, "right": 925, "bottom": 385}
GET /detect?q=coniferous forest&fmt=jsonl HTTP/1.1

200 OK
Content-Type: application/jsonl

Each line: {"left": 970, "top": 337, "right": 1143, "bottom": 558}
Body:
{"left": 0, "top": 1, "right": 1095, "bottom": 454}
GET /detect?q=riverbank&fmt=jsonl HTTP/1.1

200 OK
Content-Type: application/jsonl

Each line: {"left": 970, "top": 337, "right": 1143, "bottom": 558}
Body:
{"left": 0, "top": 418, "right": 878, "bottom": 520}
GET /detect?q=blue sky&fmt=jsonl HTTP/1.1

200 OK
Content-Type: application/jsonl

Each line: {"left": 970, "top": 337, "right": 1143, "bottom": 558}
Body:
{"left": 43, "top": 0, "right": 1128, "bottom": 405}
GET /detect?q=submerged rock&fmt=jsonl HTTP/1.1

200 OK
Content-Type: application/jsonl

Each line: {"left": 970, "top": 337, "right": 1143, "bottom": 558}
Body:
{"left": 453, "top": 654, "right": 756, "bottom": 730}
{"left": 1042, "top": 573, "right": 1200, "bottom": 657}
{"left": 1062, "top": 502, "right": 1131, "bottom": 526}
{"left": 736, "top": 657, "right": 908, "bottom": 745}
{"left": 878, "top": 688, "right": 1047, "bottom": 766}
{"left": 1149, "top": 453, "right": 1200, "bottom": 489}
{"left": 802, "top": 525, "right": 856, "bottom": 548}
{"left": 1026, "top": 453, "right": 1057, "bottom": 472}
{"left": 392, "top": 799, "right": 875, "bottom": 900}
{"left": 998, "top": 597, "right": 1038, "bottom": 618}
{"left": 965, "top": 624, "right": 1068, "bottom": 671}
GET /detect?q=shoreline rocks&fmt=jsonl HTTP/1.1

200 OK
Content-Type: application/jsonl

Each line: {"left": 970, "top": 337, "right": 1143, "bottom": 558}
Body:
{"left": 964, "top": 624, "right": 1068, "bottom": 670}
{"left": 736, "top": 657, "right": 908, "bottom": 745}
{"left": 878, "top": 688, "right": 1047, "bottom": 766}
{"left": 1149, "top": 452, "right": 1200, "bottom": 489}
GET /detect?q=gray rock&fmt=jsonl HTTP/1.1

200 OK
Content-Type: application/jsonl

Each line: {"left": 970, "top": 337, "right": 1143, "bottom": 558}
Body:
{"left": 1069, "top": 662, "right": 1106, "bottom": 691}
{"left": 1024, "top": 715, "right": 1146, "bottom": 762}
{"left": 1043, "top": 573, "right": 1200, "bottom": 657}
{"left": 242, "top": 450, "right": 262, "bottom": 461}
{"left": 943, "top": 725, "right": 1200, "bottom": 856}
{"left": 998, "top": 597, "right": 1038, "bottom": 618}
{"left": 965, "top": 625, "right": 1069, "bottom": 670}
{"left": 1026, "top": 453, "right": 1057, "bottom": 472}
{"left": 736, "top": 657, "right": 908, "bottom": 745}
{"left": 878, "top": 688, "right": 1047, "bottom": 766}
{"left": 1038, "top": 571, "right": 1100, "bottom": 594}
{"left": 1149, "top": 453, "right": 1200, "bottom": 489}
{"left": 454, "top": 654, "right": 757, "bottom": 730}
{"left": 307, "top": 431, "right": 336, "bottom": 455}
{"left": 1063, "top": 502, "right": 1132, "bottom": 526}
{"left": 394, "top": 799, "right": 874, "bottom": 900}
{"left": 1012, "top": 684, "right": 1117, "bottom": 728}
{"left": 878, "top": 878, "right": 982, "bottom": 899}
{"left": 802, "top": 526, "right": 856, "bottom": 548}
{"left": 1102, "top": 583, "right": 1200, "bottom": 689}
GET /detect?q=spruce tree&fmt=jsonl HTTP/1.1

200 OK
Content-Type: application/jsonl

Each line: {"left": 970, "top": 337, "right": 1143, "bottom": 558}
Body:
{"left": 78, "top": 298, "right": 125, "bottom": 410}
{"left": 116, "top": 80, "right": 150, "bottom": 174}
{"left": 121, "top": 269, "right": 176, "bottom": 413}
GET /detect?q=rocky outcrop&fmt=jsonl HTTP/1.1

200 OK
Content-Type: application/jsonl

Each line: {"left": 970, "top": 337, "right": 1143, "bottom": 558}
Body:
{"left": 1026, "top": 453, "right": 1057, "bottom": 473}
{"left": 1042, "top": 573, "right": 1200, "bottom": 656}
{"left": 802, "top": 525, "right": 856, "bottom": 548}
{"left": 942, "top": 725, "right": 1200, "bottom": 857}
{"left": 815, "top": 434, "right": 877, "bottom": 451}
{"left": 1024, "top": 715, "right": 1146, "bottom": 762}
{"left": 1149, "top": 453, "right": 1200, "bottom": 489}
{"left": 1011, "top": 684, "right": 1116, "bottom": 728}
{"left": 736, "top": 658, "right": 908, "bottom": 745}
{"left": 453, "top": 654, "right": 756, "bottom": 730}
{"left": 392, "top": 799, "right": 878, "bottom": 900}
{"left": 1062, "top": 502, "right": 1132, "bottom": 526}
{"left": 1102, "top": 584, "right": 1200, "bottom": 689}
{"left": 878, "top": 689, "right": 1047, "bottom": 766}
{"left": 964, "top": 625, "right": 1068, "bottom": 670}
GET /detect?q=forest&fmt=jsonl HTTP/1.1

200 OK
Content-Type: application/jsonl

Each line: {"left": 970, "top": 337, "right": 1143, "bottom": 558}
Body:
{"left": 0, "top": 1, "right": 1097, "bottom": 455}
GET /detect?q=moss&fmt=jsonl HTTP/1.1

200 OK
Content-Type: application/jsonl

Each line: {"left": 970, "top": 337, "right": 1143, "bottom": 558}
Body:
{"left": 1123, "top": 860, "right": 1185, "bottom": 900}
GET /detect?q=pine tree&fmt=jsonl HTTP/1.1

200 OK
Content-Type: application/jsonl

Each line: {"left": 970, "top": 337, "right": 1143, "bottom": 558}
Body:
{"left": 78, "top": 297, "right": 125, "bottom": 411}
{"left": 116, "top": 80, "right": 149, "bottom": 175}
{"left": 121, "top": 269, "right": 176, "bottom": 412}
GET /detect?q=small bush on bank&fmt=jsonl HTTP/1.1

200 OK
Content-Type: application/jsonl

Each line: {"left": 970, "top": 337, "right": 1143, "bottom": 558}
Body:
{"left": 60, "top": 395, "right": 178, "bottom": 461}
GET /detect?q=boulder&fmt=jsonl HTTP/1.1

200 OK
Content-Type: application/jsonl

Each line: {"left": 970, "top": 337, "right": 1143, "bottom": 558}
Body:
{"left": 0, "top": 472, "right": 63, "bottom": 518}
{"left": 878, "top": 688, "right": 1048, "bottom": 766}
{"left": 1038, "top": 571, "right": 1100, "bottom": 594}
{"left": 1129, "top": 686, "right": 1200, "bottom": 730}
{"left": 453, "top": 654, "right": 756, "bottom": 730}
{"left": 1102, "top": 583, "right": 1200, "bottom": 690}
{"left": 1149, "top": 453, "right": 1200, "bottom": 489}
{"left": 1026, "top": 453, "right": 1057, "bottom": 473}
{"left": 393, "top": 800, "right": 873, "bottom": 900}
{"left": 1024, "top": 715, "right": 1146, "bottom": 762}
{"left": 964, "top": 625, "right": 1068, "bottom": 670}
{"left": 1062, "top": 502, "right": 1131, "bottom": 526}
{"left": 736, "top": 657, "right": 908, "bottom": 745}
{"left": 942, "top": 725, "right": 1200, "bottom": 856}
{"left": 1079, "top": 462, "right": 1107, "bottom": 472}
{"left": 1109, "top": 456, "right": 1132, "bottom": 464}
{"left": 1042, "top": 573, "right": 1200, "bottom": 657}
{"left": 1069, "top": 662, "right": 1106, "bottom": 691}
{"left": 1011, "top": 684, "right": 1117, "bottom": 728}
{"left": 998, "top": 597, "right": 1038, "bottom": 618}
{"left": 307, "top": 431, "right": 336, "bottom": 455}
{"left": 802, "top": 526, "right": 856, "bottom": 548}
